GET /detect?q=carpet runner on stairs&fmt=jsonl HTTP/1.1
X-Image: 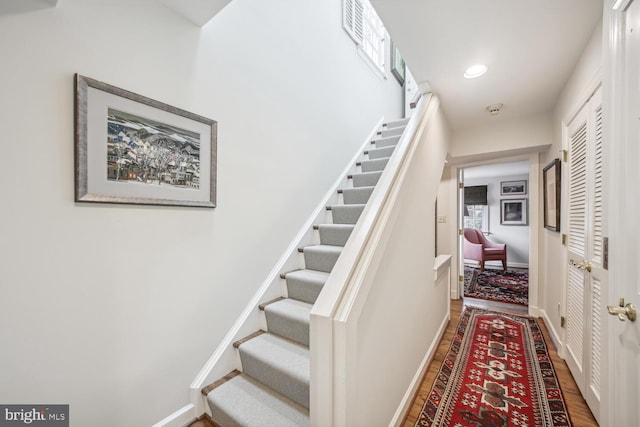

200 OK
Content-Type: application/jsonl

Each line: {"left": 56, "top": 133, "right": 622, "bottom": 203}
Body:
{"left": 203, "top": 117, "right": 410, "bottom": 426}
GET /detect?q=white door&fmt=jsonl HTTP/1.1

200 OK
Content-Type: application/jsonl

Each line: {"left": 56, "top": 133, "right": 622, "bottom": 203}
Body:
{"left": 605, "top": 1, "right": 640, "bottom": 425}
{"left": 565, "top": 85, "right": 605, "bottom": 423}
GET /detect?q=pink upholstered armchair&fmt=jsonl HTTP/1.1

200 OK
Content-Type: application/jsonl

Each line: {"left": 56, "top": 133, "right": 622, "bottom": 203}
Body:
{"left": 463, "top": 228, "right": 507, "bottom": 271}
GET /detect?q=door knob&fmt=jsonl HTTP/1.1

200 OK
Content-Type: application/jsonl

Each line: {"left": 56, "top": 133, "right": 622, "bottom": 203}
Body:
{"left": 569, "top": 259, "right": 592, "bottom": 272}
{"left": 607, "top": 298, "right": 637, "bottom": 321}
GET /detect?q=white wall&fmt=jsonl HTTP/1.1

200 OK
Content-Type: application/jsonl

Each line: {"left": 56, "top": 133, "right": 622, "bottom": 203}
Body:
{"left": 0, "top": 1, "right": 402, "bottom": 426}
{"left": 465, "top": 173, "right": 531, "bottom": 267}
{"left": 541, "top": 19, "right": 603, "bottom": 347}
{"left": 452, "top": 112, "right": 553, "bottom": 160}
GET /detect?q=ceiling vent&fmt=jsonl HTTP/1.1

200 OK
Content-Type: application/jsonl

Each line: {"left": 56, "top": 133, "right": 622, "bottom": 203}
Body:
{"left": 486, "top": 103, "right": 503, "bottom": 115}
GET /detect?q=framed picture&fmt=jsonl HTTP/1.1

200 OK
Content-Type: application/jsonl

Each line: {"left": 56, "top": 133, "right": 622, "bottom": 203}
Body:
{"left": 390, "top": 41, "right": 406, "bottom": 86}
{"left": 500, "top": 180, "right": 527, "bottom": 195}
{"left": 543, "top": 158, "right": 561, "bottom": 231}
{"left": 74, "top": 74, "right": 217, "bottom": 208}
{"left": 501, "top": 199, "right": 528, "bottom": 225}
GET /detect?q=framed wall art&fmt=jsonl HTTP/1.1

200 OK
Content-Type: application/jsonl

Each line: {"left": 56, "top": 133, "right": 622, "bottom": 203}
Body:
{"left": 543, "top": 158, "right": 561, "bottom": 231}
{"left": 74, "top": 74, "right": 217, "bottom": 208}
{"left": 390, "top": 41, "right": 406, "bottom": 86}
{"left": 500, "top": 180, "right": 527, "bottom": 195}
{"left": 500, "top": 198, "right": 528, "bottom": 225}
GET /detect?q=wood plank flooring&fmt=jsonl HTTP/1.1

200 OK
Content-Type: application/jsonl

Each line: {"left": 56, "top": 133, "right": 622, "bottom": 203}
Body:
{"left": 402, "top": 298, "right": 599, "bottom": 426}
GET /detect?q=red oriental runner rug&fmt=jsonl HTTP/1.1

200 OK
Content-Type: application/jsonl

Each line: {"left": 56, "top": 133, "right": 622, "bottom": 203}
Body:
{"left": 415, "top": 307, "right": 571, "bottom": 427}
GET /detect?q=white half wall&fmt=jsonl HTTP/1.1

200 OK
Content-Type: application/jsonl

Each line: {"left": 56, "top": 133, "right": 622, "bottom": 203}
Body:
{"left": 0, "top": 1, "right": 403, "bottom": 426}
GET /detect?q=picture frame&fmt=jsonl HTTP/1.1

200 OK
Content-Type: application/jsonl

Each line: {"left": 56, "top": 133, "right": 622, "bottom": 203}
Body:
{"left": 543, "top": 158, "right": 561, "bottom": 231}
{"left": 500, "top": 199, "right": 528, "bottom": 225}
{"left": 74, "top": 74, "right": 217, "bottom": 208}
{"left": 500, "top": 180, "right": 527, "bottom": 195}
{"left": 390, "top": 40, "right": 406, "bottom": 86}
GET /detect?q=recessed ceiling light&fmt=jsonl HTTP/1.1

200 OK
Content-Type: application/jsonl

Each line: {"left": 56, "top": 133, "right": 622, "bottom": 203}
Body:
{"left": 464, "top": 64, "right": 488, "bottom": 79}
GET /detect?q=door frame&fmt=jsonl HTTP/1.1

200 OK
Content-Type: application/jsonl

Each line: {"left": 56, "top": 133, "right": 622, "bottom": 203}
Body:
{"left": 449, "top": 152, "right": 541, "bottom": 317}
{"left": 604, "top": 1, "right": 637, "bottom": 426}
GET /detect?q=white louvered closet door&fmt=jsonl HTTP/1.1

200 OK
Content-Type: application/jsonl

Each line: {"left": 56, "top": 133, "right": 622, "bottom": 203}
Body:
{"left": 565, "top": 85, "right": 605, "bottom": 424}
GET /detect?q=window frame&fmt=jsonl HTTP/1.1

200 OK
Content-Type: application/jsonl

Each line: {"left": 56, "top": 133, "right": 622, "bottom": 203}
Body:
{"left": 343, "top": 0, "right": 387, "bottom": 76}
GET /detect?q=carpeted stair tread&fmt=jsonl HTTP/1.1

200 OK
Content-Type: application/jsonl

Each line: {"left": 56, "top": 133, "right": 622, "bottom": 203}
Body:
{"left": 318, "top": 223, "right": 355, "bottom": 246}
{"left": 207, "top": 373, "right": 309, "bottom": 427}
{"left": 340, "top": 186, "right": 375, "bottom": 205}
{"left": 372, "top": 134, "right": 401, "bottom": 148}
{"left": 302, "top": 244, "right": 342, "bottom": 272}
{"left": 367, "top": 145, "right": 396, "bottom": 159}
{"left": 351, "top": 171, "right": 383, "bottom": 187}
{"left": 329, "top": 204, "right": 366, "bottom": 224}
{"left": 283, "top": 269, "right": 329, "bottom": 304}
{"left": 238, "top": 333, "right": 310, "bottom": 409}
{"left": 360, "top": 157, "right": 389, "bottom": 172}
{"left": 264, "top": 298, "right": 312, "bottom": 346}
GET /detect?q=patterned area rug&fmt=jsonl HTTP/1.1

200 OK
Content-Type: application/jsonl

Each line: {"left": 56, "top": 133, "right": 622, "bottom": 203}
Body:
{"left": 415, "top": 308, "right": 571, "bottom": 426}
{"left": 464, "top": 266, "right": 528, "bottom": 306}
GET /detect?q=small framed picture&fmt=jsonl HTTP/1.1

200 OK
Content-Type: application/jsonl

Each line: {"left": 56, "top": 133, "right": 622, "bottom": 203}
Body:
{"left": 390, "top": 40, "right": 406, "bottom": 86}
{"left": 500, "top": 180, "right": 527, "bottom": 196}
{"left": 543, "top": 159, "right": 561, "bottom": 231}
{"left": 501, "top": 199, "right": 528, "bottom": 225}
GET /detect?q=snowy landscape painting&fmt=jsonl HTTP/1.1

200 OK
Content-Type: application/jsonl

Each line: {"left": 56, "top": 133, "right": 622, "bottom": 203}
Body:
{"left": 75, "top": 74, "right": 217, "bottom": 207}
{"left": 107, "top": 108, "right": 201, "bottom": 190}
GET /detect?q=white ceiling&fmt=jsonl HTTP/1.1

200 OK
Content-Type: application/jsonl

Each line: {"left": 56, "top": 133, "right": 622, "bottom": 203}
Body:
{"left": 371, "top": 0, "right": 603, "bottom": 130}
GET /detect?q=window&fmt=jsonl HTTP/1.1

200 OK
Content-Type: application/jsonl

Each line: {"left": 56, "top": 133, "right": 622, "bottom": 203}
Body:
{"left": 464, "top": 205, "right": 489, "bottom": 232}
{"left": 464, "top": 185, "right": 489, "bottom": 232}
{"left": 343, "top": 0, "right": 386, "bottom": 74}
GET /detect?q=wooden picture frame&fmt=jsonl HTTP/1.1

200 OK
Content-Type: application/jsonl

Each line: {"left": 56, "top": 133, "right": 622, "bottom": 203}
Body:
{"left": 500, "top": 180, "right": 527, "bottom": 195}
{"left": 500, "top": 198, "right": 528, "bottom": 225}
{"left": 74, "top": 74, "right": 217, "bottom": 208}
{"left": 543, "top": 158, "right": 561, "bottom": 231}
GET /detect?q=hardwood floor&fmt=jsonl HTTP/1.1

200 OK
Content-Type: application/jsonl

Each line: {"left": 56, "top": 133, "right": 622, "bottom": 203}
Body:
{"left": 402, "top": 298, "right": 599, "bottom": 426}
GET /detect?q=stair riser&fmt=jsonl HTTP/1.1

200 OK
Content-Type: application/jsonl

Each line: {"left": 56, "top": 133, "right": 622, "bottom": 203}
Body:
{"left": 239, "top": 351, "right": 309, "bottom": 409}
{"left": 264, "top": 309, "right": 309, "bottom": 346}
{"left": 304, "top": 249, "right": 341, "bottom": 272}
{"left": 352, "top": 172, "right": 382, "bottom": 187}
{"left": 331, "top": 205, "right": 365, "bottom": 224}
{"left": 368, "top": 145, "right": 396, "bottom": 159}
{"left": 286, "top": 276, "right": 324, "bottom": 304}
{"left": 374, "top": 135, "right": 400, "bottom": 148}
{"left": 379, "top": 126, "right": 404, "bottom": 138}
{"left": 319, "top": 226, "right": 354, "bottom": 246}
{"left": 361, "top": 158, "right": 389, "bottom": 173}
{"left": 384, "top": 118, "right": 410, "bottom": 129}
{"left": 343, "top": 188, "right": 373, "bottom": 204}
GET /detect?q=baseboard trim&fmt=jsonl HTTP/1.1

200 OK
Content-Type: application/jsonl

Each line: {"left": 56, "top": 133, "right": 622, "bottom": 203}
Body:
{"left": 390, "top": 310, "right": 450, "bottom": 427}
{"left": 540, "top": 309, "right": 564, "bottom": 357}
{"left": 151, "top": 404, "right": 195, "bottom": 427}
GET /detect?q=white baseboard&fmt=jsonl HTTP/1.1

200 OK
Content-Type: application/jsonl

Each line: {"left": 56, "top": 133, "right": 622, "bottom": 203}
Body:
{"left": 540, "top": 309, "right": 564, "bottom": 357}
{"left": 390, "top": 311, "right": 450, "bottom": 427}
{"left": 151, "top": 404, "right": 195, "bottom": 427}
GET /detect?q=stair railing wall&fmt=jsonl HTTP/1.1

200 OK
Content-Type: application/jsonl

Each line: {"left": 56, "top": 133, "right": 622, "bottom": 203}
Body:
{"left": 310, "top": 94, "right": 451, "bottom": 426}
{"left": 187, "top": 118, "right": 386, "bottom": 418}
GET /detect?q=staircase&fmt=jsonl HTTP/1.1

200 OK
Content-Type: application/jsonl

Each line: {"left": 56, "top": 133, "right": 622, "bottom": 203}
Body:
{"left": 202, "top": 117, "right": 411, "bottom": 427}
